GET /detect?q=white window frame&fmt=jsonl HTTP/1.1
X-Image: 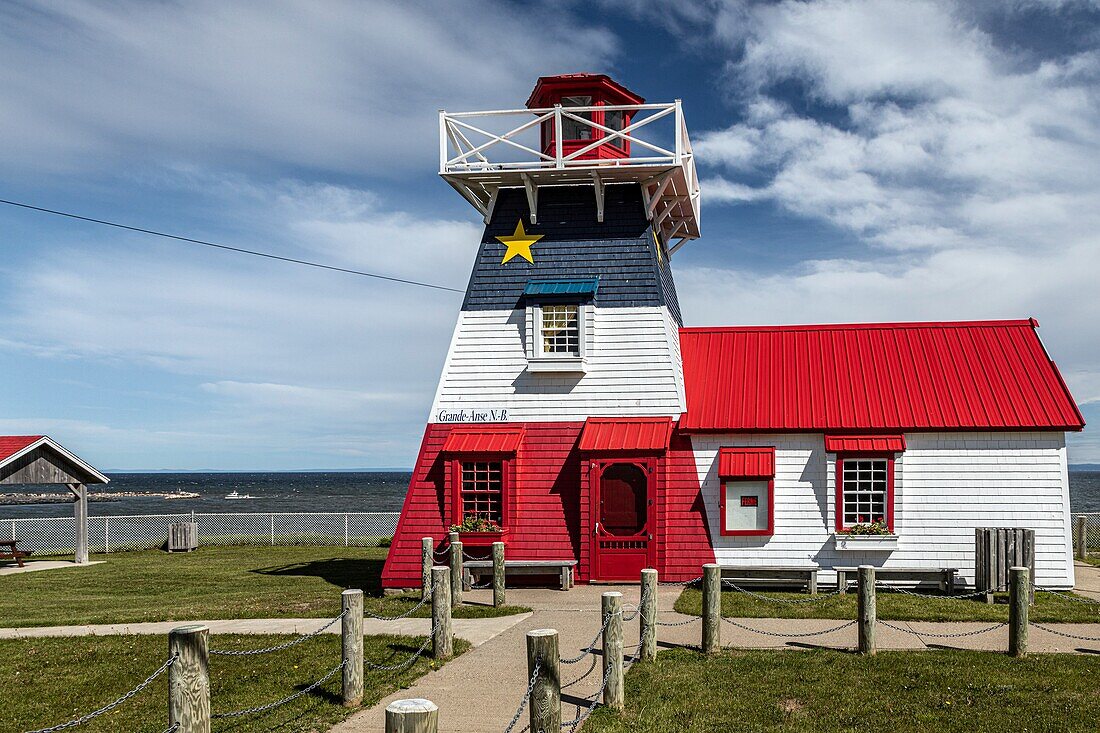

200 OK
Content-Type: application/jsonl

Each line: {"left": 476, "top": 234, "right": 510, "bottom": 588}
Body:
{"left": 526, "top": 302, "right": 588, "bottom": 373}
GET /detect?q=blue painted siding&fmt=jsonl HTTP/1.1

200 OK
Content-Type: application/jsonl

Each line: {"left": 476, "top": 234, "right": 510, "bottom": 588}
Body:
{"left": 461, "top": 184, "right": 682, "bottom": 323}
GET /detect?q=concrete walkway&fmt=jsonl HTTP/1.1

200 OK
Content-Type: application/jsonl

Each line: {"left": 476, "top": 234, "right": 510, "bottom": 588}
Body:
{"left": 0, "top": 614, "right": 531, "bottom": 648}
{"left": 1074, "top": 560, "right": 1100, "bottom": 600}
{"left": 330, "top": 583, "right": 1100, "bottom": 733}
{"left": 0, "top": 559, "right": 104, "bottom": 576}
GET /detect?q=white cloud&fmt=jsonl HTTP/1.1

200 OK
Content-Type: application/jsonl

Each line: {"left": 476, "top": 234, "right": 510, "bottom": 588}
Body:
{"left": 0, "top": 0, "right": 617, "bottom": 176}
{"left": 688, "top": 0, "right": 1100, "bottom": 457}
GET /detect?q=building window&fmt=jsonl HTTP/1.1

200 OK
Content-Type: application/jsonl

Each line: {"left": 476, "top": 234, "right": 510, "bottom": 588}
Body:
{"left": 836, "top": 457, "right": 894, "bottom": 531}
{"left": 458, "top": 460, "right": 504, "bottom": 525}
{"left": 541, "top": 304, "right": 580, "bottom": 356}
{"left": 720, "top": 479, "right": 773, "bottom": 536}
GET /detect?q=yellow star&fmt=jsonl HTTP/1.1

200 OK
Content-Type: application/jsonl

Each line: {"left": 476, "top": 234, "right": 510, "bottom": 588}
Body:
{"left": 496, "top": 220, "right": 543, "bottom": 264}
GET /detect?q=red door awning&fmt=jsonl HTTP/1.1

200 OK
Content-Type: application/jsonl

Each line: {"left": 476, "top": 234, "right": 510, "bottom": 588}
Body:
{"left": 442, "top": 427, "right": 524, "bottom": 454}
{"left": 578, "top": 417, "right": 673, "bottom": 452}
{"left": 718, "top": 447, "right": 775, "bottom": 478}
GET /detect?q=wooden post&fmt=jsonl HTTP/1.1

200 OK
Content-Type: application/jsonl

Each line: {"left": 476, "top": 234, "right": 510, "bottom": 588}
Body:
{"left": 602, "top": 591, "right": 624, "bottom": 711}
{"left": 421, "top": 537, "right": 433, "bottom": 602}
{"left": 1009, "top": 566, "right": 1029, "bottom": 658}
{"left": 527, "top": 629, "right": 561, "bottom": 733}
{"left": 342, "top": 589, "right": 364, "bottom": 707}
{"left": 431, "top": 566, "right": 452, "bottom": 660}
{"left": 492, "top": 541, "right": 506, "bottom": 608}
{"left": 640, "top": 568, "right": 657, "bottom": 662}
{"left": 71, "top": 483, "right": 88, "bottom": 564}
{"left": 168, "top": 625, "right": 210, "bottom": 733}
{"left": 1076, "top": 516, "right": 1087, "bottom": 561}
{"left": 857, "top": 565, "right": 876, "bottom": 655}
{"left": 449, "top": 535, "right": 463, "bottom": 608}
{"left": 702, "top": 563, "right": 720, "bottom": 654}
{"left": 385, "top": 698, "right": 439, "bottom": 733}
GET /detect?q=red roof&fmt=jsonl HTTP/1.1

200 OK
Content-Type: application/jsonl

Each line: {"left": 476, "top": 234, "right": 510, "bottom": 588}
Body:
{"left": 441, "top": 427, "right": 524, "bottom": 454}
{"left": 578, "top": 417, "right": 673, "bottom": 452}
{"left": 718, "top": 447, "right": 775, "bottom": 478}
{"left": 679, "top": 320, "right": 1084, "bottom": 432}
{"left": 824, "top": 435, "right": 906, "bottom": 453}
{"left": 0, "top": 435, "right": 43, "bottom": 462}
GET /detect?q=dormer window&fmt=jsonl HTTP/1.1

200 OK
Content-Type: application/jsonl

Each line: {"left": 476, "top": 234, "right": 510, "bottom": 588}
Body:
{"left": 523, "top": 278, "right": 597, "bottom": 373}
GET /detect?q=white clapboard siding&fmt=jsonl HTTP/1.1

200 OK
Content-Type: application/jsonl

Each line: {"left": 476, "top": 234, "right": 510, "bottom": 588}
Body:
{"left": 429, "top": 306, "right": 686, "bottom": 421}
{"left": 691, "top": 432, "right": 1074, "bottom": 588}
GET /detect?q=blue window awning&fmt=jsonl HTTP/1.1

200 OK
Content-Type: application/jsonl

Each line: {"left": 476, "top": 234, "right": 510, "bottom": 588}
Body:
{"left": 523, "top": 278, "right": 599, "bottom": 298}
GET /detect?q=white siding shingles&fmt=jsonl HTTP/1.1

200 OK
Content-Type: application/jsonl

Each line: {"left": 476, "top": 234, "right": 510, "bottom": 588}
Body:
{"left": 429, "top": 306, "right": 686, "bottom": 421}
{"left": 692, "top": 432, "right": 1074, "bottom": 589}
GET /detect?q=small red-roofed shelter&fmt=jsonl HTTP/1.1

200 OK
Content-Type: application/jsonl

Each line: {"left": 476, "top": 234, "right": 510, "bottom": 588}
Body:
{"left": 0, "top": 436, "right": 109, "bottom": 564}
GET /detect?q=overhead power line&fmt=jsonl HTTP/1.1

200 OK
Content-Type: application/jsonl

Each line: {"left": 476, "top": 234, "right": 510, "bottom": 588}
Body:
{"left": 0, "top": 198, "right": 464, "bottom": 293}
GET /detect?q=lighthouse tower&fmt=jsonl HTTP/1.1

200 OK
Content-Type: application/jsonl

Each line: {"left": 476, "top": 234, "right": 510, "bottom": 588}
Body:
{"left": 382, "top": 74, "right": 711, "bottom": 588}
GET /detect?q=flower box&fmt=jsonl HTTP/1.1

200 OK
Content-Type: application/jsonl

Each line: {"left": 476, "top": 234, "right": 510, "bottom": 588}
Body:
{"left": 455, "top": 529, "right": 507, "bottom": 548}
{"left": 834, "top": 533, "right": 898, "bottom": 552}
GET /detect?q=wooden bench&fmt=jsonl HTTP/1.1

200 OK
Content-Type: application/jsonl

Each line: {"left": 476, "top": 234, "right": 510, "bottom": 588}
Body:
{"left": 464, "top": 559, "right": 578, "bottom": 591}
{"left": 835, "top": 566, "right": 958, "bottom": 594}
{"left": 0, "top": 539, "right": 29, "bottom": 568}
{"left": 719, "top": 565, "right": 819, "bottom": 594}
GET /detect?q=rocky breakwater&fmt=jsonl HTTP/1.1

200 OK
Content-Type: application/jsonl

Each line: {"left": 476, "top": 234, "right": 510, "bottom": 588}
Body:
{"left": 0, "top": 490, "right": 200, "bottom": 505}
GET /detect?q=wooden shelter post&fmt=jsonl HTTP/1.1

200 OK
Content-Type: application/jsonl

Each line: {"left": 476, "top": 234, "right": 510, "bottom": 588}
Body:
{"left": 70, "top": 483, "right": 88, "bottom": 564}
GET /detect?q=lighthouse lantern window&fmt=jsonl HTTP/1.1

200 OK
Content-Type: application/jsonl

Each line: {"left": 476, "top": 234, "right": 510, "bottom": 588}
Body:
{"left": 541, "top": 304, "right": 580, "bottom": 356}
{"left": 560, "top": 96, "right": 593, "bottom": 141}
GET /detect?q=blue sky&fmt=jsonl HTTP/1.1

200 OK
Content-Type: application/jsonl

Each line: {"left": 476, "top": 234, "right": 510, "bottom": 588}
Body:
{"left": 1, "top": 0, "right": 1098, "bottom": 470}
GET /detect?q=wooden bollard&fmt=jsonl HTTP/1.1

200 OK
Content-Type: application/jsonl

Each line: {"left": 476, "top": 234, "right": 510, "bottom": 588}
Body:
{"left": 702, "top": 563, "right": 720, "bottom": 653}
{"left": 421, "top": 537, "right": 433, "bottom": 601}
{"left": 1077, "top": 516, "right": 1088, "bottom": 561}
{"left": 1009, "top": 566, "right": 1029, "bottom": 658}
{"left": 431, "top": 566, "right": 452, "bottom": 660}
{"left": 640, "top": 568, "right": 657, "bottom": 662}
{"left": 857, "top": 565, "right": 876, "bottom": 655}
{"left": 602, "top": 592, "right": 624, "bottom": 710}
{"left": 385, "top": 698, "right": 439, "bottom": 733}
{"left": 341, "top": 589, "right": 364, "bottom": 707}
{"left": 449, "top": 533, "right": 463, "bottom": 607}
{"left": 492, "top": 541, "right": 506, "bottom": 608}
{"left": 168, "top": 625, "right": 210, "bottom": 733}
{"left": 527, "top": 629, "right": 561, "bottom": 733}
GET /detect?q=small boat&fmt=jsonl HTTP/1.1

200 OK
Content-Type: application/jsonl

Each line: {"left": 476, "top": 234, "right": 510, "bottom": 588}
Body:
{"left": 224, "top": 490, "right": 255, "bottom": 500}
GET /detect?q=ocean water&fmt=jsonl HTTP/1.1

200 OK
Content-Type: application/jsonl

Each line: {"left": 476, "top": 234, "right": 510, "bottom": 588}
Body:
{"left": 2, "top": 470, "right": 1100, "bottom": 519}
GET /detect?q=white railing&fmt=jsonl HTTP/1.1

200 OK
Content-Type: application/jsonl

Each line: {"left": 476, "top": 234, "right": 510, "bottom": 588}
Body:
{"left": 3, "top": 512, "right": 400, "bottom": 556}
{"left": 440, "top": 102, "right": 689, "bottom": 173}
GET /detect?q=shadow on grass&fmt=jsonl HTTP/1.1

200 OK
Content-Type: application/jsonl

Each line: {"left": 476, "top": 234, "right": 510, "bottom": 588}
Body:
{"left": 253, "top": 558, "right": 387, "bottom": 596}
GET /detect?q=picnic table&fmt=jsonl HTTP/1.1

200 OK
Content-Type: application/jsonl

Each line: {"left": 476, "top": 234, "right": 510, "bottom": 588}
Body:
{"left": 0, "top": 539, "right": 29, "bottom": 568}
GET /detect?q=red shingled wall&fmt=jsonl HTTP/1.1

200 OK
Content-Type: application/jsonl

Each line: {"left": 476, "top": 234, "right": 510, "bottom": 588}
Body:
{"left": 381, "top": 423, "right": 713, "bottom": 588}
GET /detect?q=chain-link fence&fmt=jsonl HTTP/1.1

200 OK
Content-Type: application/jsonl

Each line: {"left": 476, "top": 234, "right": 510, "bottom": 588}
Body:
{"left": 3, "top": 512, "right": 399, "bottom": 556}
{"left": 1074, "top": 512, "right": 1100, "bottom": 554}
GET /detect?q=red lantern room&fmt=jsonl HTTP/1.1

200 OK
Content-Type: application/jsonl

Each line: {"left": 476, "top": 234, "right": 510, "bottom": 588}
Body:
{"left": 526, "top": 73, "right": 645, "bottom": 161}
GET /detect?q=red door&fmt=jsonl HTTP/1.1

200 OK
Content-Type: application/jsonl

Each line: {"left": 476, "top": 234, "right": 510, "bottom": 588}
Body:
{"left": 591, "top": 460, "right": 654, "bottom": 581}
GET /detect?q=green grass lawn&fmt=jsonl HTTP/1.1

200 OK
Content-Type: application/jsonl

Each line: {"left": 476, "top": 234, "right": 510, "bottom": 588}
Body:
{"left": 585, "top": 648, "right": 1100, "bottom": 733}
{"left": 0, "top": 633, "right": 468, "bottom": 733}
{"left": 674, "top": 587, "right": 1100, "bottom": 623}
{"left": 0, "top": 546, "right": 528, "bottom": 627}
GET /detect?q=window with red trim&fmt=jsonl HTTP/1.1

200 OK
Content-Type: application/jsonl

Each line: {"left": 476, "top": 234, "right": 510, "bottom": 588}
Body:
{"left": 451, "top": 458, "right": 508, "bottom": 527}
{"left": 836, "top": 456, "right": 895, "bottom": 532}
{"left": 717, "top": 447, "right": 776, "bottom": 537}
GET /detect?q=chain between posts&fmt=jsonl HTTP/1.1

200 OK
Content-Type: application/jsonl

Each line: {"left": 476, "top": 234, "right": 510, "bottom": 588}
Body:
{"left": 364, "top": 589, "right": 434, "bottom": 621}
{"left": 364, "top": 624, "right": 437, "bottom": 671}
{"left": 560, "top": 629, "right": 645, "bottom": 732}
{"left": 878, "top": 620, "right": 1007, "bottom": 639}
{"left": 1037, "top": 589, "right": 1100, "bottom": 605}
{"left": 1030, "top": 622, "right": 1100, "bottom": 641}
{"left": 23, "top": 655, "right": 177, "bottom": 733}
{"left": 212, "top": 660, "right": 347, "bottom": 719}
{"left": 721, "top": 580, "right": 851, "bottom": 604}
{"left": 502, "top": 658, "right": 542, "bottom": 733}
{"left": 875, "top": 583, "right": 994, "bottom": 601}
{"left": 209, "top": 610, "right": 347, "bottom": 656}
{"left": 721, "top": 616, "right": 857, "bottom": 638}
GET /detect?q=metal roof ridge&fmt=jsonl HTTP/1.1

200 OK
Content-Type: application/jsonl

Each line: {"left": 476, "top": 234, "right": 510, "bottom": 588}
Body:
{"left": 679, "top": 319, "right": 1038, "bottom": 334}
